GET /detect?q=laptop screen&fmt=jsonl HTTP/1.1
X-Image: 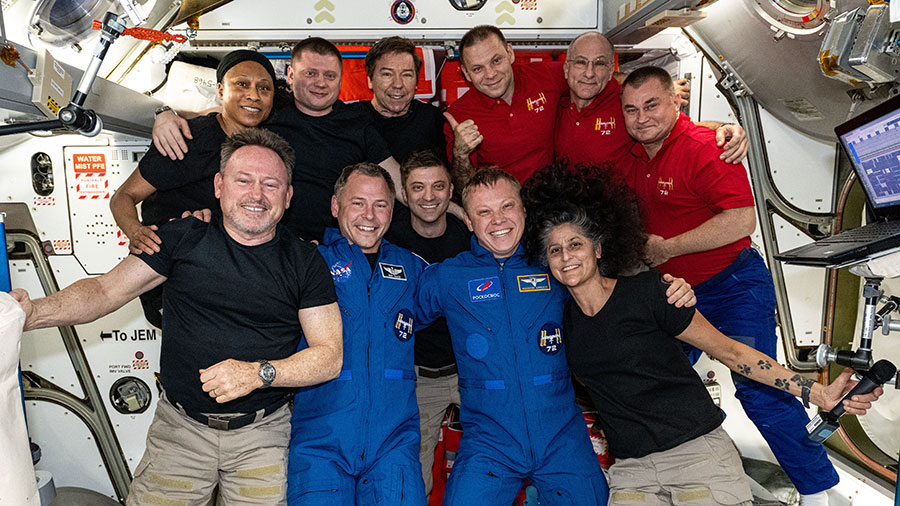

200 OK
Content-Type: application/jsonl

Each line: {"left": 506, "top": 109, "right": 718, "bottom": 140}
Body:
{"left": 836, "top": 94, "right": 900, "bottom": 210}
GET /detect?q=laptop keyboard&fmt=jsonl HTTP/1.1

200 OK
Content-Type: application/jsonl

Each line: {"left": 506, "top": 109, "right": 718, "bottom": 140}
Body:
{"left": 821, "top": 221, "right": 900, "bottom": 243}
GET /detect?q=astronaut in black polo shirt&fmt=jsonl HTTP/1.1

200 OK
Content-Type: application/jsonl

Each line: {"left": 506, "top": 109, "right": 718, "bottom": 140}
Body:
{"left": 12, "top": 129, "right": 343, "bottom": 506}
{"left": 385, "top": 150, "right": 470, "bottom": 499}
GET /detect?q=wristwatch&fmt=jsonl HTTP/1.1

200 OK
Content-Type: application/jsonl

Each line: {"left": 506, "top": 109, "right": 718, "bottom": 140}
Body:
{"left": 257, "top": 360, "right": 276, "bottom": 389}
{"left": 153, "top": 105, "right": 173, "bottom": 117}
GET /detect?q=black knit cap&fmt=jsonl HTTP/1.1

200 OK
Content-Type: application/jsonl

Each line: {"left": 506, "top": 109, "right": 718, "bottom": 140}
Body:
{"left": 216, "top": 50, "right": 277, "bottom": 84}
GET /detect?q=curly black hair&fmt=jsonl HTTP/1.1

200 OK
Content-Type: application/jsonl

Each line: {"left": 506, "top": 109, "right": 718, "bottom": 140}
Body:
{"left": 521, "top": 162, "right": 647, "bottom": 277}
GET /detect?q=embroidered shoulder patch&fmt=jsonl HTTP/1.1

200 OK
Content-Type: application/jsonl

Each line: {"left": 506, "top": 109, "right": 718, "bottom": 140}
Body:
{"left": 379, "top": 262, "right": 407, "bottom": 281}
{"left": 517, "top": 274, "right": 550, "bottom": 292}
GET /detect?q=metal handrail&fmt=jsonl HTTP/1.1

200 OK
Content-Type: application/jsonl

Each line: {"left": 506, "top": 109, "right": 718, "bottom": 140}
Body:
{"left": 9, "top": 230, "right": 131, "bottom": 503}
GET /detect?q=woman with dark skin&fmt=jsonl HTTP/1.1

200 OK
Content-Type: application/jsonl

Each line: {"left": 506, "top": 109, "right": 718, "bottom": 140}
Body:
{"left": 521, "top": 164, "right": 882, "bottom": 506}
{"left": 111, "top": 50, "right": 284, "bottom": 256}
{"left": 110, "top": 51, "right": 287, "bottom": 327}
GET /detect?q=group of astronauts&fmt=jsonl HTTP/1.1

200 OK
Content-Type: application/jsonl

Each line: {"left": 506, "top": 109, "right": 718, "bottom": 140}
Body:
{"left": 9, "top": 23, "right": 886, "bottom": 506}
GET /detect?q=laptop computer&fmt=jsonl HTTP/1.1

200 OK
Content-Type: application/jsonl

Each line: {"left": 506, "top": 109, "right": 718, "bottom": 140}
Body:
{"left": 775, "top": 92, "right": 900, "bottom": 267}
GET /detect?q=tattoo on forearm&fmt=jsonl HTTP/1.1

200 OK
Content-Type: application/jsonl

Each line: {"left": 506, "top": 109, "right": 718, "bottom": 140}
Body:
{"left": 773, "top": 378, "right": 791, "bottom": 391}
{"left": 757, "top": 359, "right": 773, "bottom": 370}
{"left": 790, "top": 374, "right": 814, "bottom": 389}
{"left": 737, "top": 364, "right": 751, "bottom": 376}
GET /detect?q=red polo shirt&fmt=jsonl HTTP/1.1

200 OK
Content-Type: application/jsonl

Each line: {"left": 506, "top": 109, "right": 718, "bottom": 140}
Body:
{"left": 626, "top": 113, "right": 754, "bottom": 286}
{"left": 444, "top": 62, "right": 568, "bottom": 183}
{"left": 554, "top": 79, "right": 632, "bottom": 174}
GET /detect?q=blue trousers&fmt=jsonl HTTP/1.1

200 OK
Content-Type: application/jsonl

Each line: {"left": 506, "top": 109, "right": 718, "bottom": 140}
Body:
{"left": 287, "top": 442, "right": 425, "bottom": 506}
{"left": 442, "top": 449, "right": 607, "bottom": 506}
{"left": 687, "top": 248, "right": 838, "bottom": 495}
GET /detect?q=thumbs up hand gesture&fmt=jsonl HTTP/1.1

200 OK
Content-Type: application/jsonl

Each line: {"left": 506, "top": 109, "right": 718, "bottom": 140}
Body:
{"left": 445, "top": 111, "right": 483, "bottom": 158}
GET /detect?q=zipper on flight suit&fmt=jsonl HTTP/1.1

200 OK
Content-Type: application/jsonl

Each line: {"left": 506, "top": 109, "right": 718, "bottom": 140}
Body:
{"left": 497, "top": 260, "right": 536, "bottom": 462}
{"left": 360, "top": 249, "right": 380, "bottom": 463}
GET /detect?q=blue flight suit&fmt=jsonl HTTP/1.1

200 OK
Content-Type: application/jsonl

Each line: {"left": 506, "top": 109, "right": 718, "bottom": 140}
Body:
{"left": 416, "top": 238, "right": 608, "bottom": 506}
{"left": 287, "top": 229, "right": 426, "bottom": 506}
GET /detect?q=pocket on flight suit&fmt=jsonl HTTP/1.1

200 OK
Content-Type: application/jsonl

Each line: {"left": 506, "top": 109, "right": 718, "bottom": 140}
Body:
{"left": 290, "top": 479, "right": 344, "bottom": 506}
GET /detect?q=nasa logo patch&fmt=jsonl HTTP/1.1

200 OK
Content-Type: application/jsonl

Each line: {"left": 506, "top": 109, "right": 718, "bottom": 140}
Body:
{"left": 330, "top": 260, "right": 352, "bottom": 283}
{"left": 394, "top": 309, "right": 414, "bottom": 342}
{"left": 517, "top": 273, "right": 550, "bottom": 292}
{"left": 538, "top": 322, "right": 563, "bottom": 355}
{"left": 379, "top": 262, "right": 407, "bottom": 281}
{"left": 468, "top": 277, "right": 502, "bottom": 303}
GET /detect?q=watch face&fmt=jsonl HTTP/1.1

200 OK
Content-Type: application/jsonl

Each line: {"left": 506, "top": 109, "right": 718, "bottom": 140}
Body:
{"left": 259, "top": 362, "right": 276, "bottom": 383}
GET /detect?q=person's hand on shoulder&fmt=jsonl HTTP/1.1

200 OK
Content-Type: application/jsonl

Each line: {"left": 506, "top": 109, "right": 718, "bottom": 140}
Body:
{"left": 716, "top": 124, "right": 748, "bottom": 164}
{"left": 661, "top": 273, "right": 696, "bottom": 308}
{"left": 152, "top": 109, "right": 193, "bottom": 161}
{"left": 127, "top": 225, "right": 162, "bottom": 255}
{"left": 180, "top": 209, "right": 212, "bottom": 222}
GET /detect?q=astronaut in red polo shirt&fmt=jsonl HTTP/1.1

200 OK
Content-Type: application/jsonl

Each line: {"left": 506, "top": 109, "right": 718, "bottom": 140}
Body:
{"left": 621, "top": 66, "right": 839, "bottom": 506}
{"left": 443, "top": 25, "right": 569, "bottom": 185}
{"left": 555, "top": 31, "right": 748, "bottom": 173}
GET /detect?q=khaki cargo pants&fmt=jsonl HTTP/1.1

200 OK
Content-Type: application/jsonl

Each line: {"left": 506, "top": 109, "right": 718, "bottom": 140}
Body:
{"left": 608, "top": 426, "right": 754, "bottom": 506}
{"left": 127, "top": 395, "right": 290, "bottom": 506}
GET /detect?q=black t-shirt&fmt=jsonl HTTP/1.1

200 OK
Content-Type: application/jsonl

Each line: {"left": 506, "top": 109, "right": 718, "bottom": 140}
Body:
{"left": 139, "top": 113, "right": 225, "bottom": 227}
{"left": 265, "top": 101, "right": 392, "bottom": 242}
{"left": 351, "top": 99, "right": 446, "bottom": 164}
{"left": 563, "top": 270, "right": 723, "bottom": 459}
{"left": 386, "top": 204, "right": 471, "bottom": 368}
{"left": 137, "top": 216, "right": 336, "bottom": 415}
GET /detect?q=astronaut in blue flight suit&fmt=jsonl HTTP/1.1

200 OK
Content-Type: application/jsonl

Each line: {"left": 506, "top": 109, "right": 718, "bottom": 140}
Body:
{"left": 416, "top": 169, "right": 608, "bottom": 506}
{"left": 287, "top": 163, "right": 426, "bottom": 506}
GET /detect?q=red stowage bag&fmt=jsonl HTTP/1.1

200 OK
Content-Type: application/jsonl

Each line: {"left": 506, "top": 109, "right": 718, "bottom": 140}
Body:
{"left": 429, "top": 404, "right": 545, "bottom": 505}
{"left": 583, "top": 410, "right": 614, "bottom": 470}
{"left": 429, "top": 405, "right": 462, "bottom": 506}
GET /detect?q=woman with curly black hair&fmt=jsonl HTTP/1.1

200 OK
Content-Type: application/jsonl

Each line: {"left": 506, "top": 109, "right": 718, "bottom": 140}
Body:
{"left": 521, "top": 163, "right": 880, "bottom": 506}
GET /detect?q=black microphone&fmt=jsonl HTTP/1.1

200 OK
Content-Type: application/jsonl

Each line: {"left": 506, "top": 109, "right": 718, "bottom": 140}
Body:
{"left": 807, "top": 359, "right": 896, "bottom": 443}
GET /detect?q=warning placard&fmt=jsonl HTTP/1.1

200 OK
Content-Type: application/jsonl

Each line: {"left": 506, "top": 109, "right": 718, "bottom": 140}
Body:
{"left": 72, "top": 153, "right": 106, "bottom": 174}
{"left": 75, "top": 172, "right": 109, "bottom": 199}
{"left": 73, "top": 153, "right": 109, "bottom": 199}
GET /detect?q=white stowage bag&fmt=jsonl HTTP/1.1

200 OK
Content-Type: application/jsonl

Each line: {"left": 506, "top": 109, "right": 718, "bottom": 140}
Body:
{"left": 0, "top": 291, "right": 40, "bottom": 506}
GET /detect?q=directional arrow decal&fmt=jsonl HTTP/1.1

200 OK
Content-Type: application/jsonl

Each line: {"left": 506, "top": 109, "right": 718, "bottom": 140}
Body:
{"left": 314, "top": 0, "right": 334, "bottom": 10}
{"left": 496, "top": 13, "right": 516, "bottom": 25}
{"left": 314, "top": 0, "right": 335, "bottom": 24}
{"left": 315, "top": 11, "right": 336, "bottom": 23}
{"left": 495, "top": 1, "right": 514, "bottom": 13}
